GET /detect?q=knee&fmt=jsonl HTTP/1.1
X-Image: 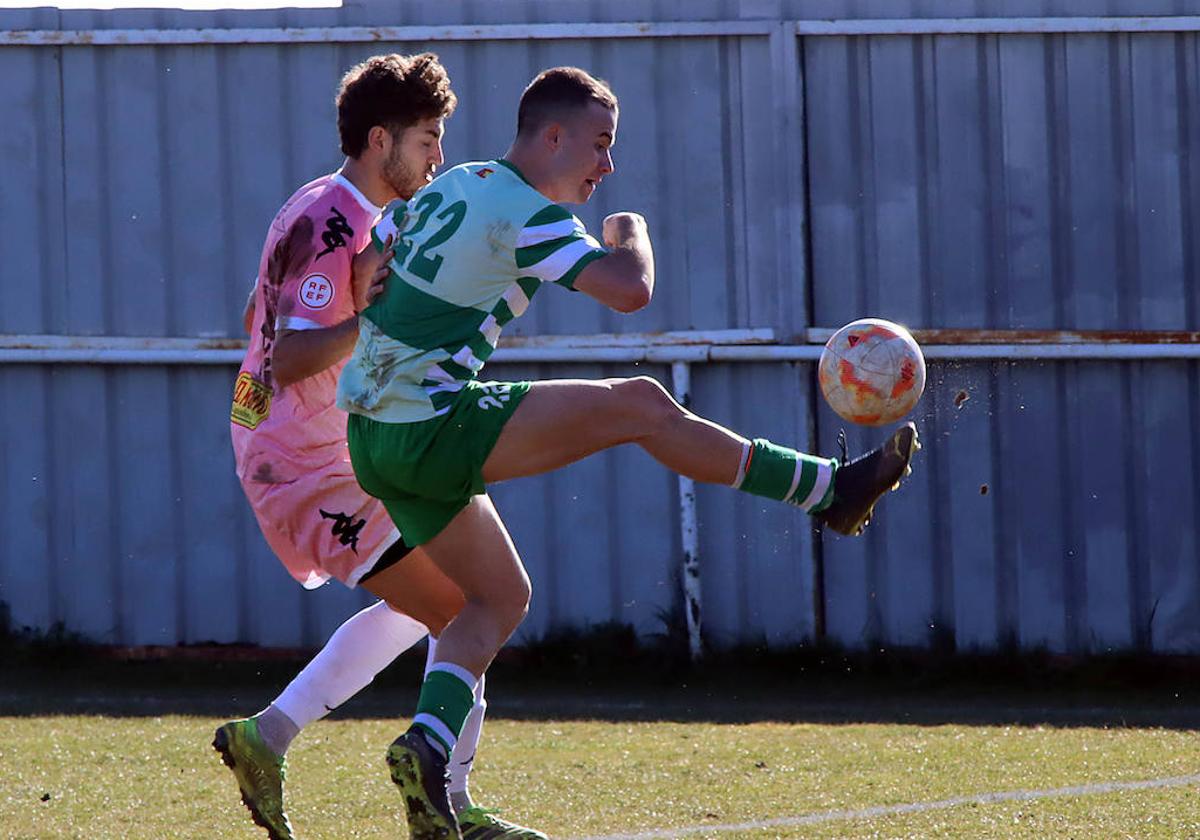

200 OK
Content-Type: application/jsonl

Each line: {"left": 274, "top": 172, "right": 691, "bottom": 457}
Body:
{"left": 403, "top": 587, "right": 466, "bottom": 636}
{"left": 475, "top": 574, "right": 530, "bottom": 638}
{"left": 496, "top": 577, "right": 532, "bottom": 636}
{"left": 424, "top": 599, "right": 464, "bottom": 636}
{"left": 611, "top": 376, "right": 681, "bottom": 431}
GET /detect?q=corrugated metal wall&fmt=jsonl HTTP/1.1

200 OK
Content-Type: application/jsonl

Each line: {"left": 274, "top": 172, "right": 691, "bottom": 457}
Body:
{"left": 2, "top": 0, "right": 1198, "bottom": 653}
{"left": 804, "top": 26, "right": 1200, "bottom": 653}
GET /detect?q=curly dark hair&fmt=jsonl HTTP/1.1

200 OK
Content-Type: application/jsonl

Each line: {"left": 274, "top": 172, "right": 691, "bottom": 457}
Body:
{"left": 336, "top": 52, "right": 457, "bottom": 157}
{"left": 516, "top": 66, "right": 617, "bottom": 138}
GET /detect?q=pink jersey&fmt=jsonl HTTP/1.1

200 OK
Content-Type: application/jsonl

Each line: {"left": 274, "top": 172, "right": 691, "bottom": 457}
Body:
{"left": 231, "top": 172, "right": 382, "bottom": 483}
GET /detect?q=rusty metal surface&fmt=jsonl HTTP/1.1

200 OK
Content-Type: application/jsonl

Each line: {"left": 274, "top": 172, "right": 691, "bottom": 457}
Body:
{"left": 805, "top": 328, "right": 1200, "bottom": 345}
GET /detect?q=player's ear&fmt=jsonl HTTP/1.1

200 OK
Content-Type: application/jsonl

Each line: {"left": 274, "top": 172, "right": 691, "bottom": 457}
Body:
{"left": 543, "top": 122, "right": 563, "bottom": 152}
{"left": 366, "top": 125, "right": 391, "bottom": 155}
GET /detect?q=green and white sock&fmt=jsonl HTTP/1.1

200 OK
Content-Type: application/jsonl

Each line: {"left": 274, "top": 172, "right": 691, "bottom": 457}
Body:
{"left": 410, "top": 662, "right": 477, "bottom": 759}
{"left": 732, "top": 439, "right": 836, "bottom": 512}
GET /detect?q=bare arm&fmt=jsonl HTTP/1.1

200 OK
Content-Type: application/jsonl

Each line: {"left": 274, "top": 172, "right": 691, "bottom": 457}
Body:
{"left": 272, "top": 235, "right": 394, "bottom": 388}
{"left": 272, "top": 319, "right": 363, "bottom": 387}
{"left": 573, "top": 212, "right": 655, "bottom": 313}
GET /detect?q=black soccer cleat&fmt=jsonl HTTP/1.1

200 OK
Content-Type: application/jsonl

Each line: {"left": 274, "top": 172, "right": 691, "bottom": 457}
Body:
{"left": 814, "top": 422, "right": 919, "bottom": 537}
{"left": 386, "top": 730, "right": 462, "bottom": 840}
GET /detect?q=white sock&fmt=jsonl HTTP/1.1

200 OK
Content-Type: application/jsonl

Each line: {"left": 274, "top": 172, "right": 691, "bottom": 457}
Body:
{"left": 253, "top": 705, "right": 299, "bottom": 758}
{"left": 425, "top": 635, "right": 487, "bottom": 813}
{"left": 271, "top": 601, "right": 428, "bottom": 738}
{"left": 448, "top": 676, "right": 486, "bottom": 812}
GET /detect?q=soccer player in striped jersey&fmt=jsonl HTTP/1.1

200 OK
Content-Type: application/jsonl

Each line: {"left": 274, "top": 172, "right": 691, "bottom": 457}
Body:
{"left": 338, "top": 66, "right": 918, "bottom": 840}
{"left": 215, "top": 53, "right": 545, "bottom": 840}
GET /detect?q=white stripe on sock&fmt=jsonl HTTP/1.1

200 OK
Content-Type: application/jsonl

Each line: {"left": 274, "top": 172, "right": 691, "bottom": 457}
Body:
{"left": 731, "top": 441, "right": 751, "bottom": 489}
{"left": 413, "top": 713, "right": 457, "bottom": 753}
{"left": 783, "top": 457, "right": 805, "bottom": 503}
{"left": 799, "top": 460, "right": 834, "bottom": 511}
{"left": 428, "top": 661, "right": 479, "bottom": 692}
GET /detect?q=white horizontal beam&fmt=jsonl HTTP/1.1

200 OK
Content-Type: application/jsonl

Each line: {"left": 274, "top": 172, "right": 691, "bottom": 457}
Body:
{"left": 795, "top": 16, "right": 1200, "bottom": 36}
{"left": 2, "top": 333, "right": 1198, "bottom": 364}
{"left": 712, "top": 344, "right": 1200, "bottom": 361}
{"left": 6, "top": 17, "right": 1200, "bottom": 48}
{"left": 0, "top": 20, "right": 772, "bottom": 47}
{"left": 925, "top": 343, "right": 1200, "bottom": 360}
{"left": 805, "top": 327, "right": 1200, "bottom": 345}
{"left": 0, "top": 329, "right": 771, "bottom": 347}
{"left": 498, "top": 328, "right": 775, "bottom": 349}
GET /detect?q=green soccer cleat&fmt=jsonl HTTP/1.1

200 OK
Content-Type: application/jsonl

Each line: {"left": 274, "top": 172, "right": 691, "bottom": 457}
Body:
{"left": 814, "top": 422, "right": 920, "bottom": 536}
{"left": 212, "top": 718, "right": 295, "bottom": 840}
{"left": 458, "top": 806, "right": 548, "bottom": 840}
{"left": 387, "top": 730, "right": 462, "bottom": 840}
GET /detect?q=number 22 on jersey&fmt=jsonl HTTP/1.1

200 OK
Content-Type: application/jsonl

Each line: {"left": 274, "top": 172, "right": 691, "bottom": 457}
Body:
{"left": 393, "top": 192, "right": 467, "bottom": 283}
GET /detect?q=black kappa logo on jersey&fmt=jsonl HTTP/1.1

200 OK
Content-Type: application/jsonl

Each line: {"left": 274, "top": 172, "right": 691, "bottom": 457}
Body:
{"left": 315, "top": 207, "right": 355, "bottom": 259}
{"left": 320, "top": 508, "right": 366, "bottom": 554}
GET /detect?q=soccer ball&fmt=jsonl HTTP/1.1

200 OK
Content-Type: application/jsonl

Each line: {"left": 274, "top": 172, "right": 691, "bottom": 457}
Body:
{"left": 818, "top": 318, "right": 926, "bottom": 426}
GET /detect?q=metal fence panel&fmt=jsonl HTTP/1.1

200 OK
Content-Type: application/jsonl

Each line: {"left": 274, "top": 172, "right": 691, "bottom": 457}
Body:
{"left": 806, "top": 31, "right": 1199, "bottom": 332}
{"left": 692, "top": 362, "right": 820, "bottom": 648}
{"left": 818, "top": 360, "right": 1200, "bottom": 654}
{"left": 3, "top": 29, "right": 791, "bottom": 345}
{"left": 489, "top": 363, "right": 682, "bottom": 642}
{"left": 804, "top": 27, "right": 1200, "bottom": 652}
{"left": 2, "top": 3, "right": 1199, "bottom": 654}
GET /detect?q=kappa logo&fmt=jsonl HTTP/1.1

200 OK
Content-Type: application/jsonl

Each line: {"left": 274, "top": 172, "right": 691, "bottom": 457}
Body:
{"left": 320, "top": 508, "right": 366, "bottom": 554}
{"left": 315, "top": 206, "right": 354, "bottom": 258}
{"left": 299, "top": 274, "right": 335, "bottom": 310}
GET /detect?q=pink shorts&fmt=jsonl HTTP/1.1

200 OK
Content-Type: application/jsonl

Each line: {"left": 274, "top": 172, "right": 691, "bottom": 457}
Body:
{"left": 240, "top": 458, "right": 400, "bottom": 589}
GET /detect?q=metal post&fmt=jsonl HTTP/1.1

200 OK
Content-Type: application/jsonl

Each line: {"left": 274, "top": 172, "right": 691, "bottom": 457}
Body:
{"left": 671, "top": 360, "right": 703, "bottom": 662}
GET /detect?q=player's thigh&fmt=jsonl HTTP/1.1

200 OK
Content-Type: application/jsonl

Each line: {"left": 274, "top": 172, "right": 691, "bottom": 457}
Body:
{"left": 482, "top": 376, "right": 676, "bottom": 483}
{"left": 360, "top": 546, "right": 466, "bottom": 636}
{"left": 421, "top": 494, "right": 530, "bottom": 614}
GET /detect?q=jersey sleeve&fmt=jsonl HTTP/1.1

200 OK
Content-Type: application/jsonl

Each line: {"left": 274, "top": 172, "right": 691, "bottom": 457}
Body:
{"left": 274, "top": 200, "right": 360, "bottom": 332}
{"left": 514, "top": 204, "right": 608, "bottom": 291}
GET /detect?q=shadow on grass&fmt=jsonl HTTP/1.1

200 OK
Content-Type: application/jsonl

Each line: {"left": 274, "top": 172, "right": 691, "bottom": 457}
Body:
{"left": 3, "top": 617, "right": 1200, "bottom": 730}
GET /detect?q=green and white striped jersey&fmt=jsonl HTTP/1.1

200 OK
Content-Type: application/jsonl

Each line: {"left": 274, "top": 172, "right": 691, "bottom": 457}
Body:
{"left": 337, "top": 160, "right": 608, "bottom": 423}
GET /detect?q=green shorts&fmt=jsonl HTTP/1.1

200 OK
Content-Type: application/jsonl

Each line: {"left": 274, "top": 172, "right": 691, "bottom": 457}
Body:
{"left": 347, "top": 380, "right": 531, "bottom": 546}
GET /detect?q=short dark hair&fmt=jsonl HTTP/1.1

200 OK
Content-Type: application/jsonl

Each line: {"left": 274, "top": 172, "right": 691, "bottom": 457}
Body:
{"left": 336, "top": 52, "right": 457, "bottom": 157}
{"left": 516, "top": 66, "right": 617, "bottom": 137}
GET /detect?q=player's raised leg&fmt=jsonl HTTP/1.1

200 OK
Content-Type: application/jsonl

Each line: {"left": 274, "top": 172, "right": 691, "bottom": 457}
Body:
{"left": 481, "top": 376, "right": 746, "bottom": 485}
{"left": 482, "top": 376, "right": 917, "bottom": 534}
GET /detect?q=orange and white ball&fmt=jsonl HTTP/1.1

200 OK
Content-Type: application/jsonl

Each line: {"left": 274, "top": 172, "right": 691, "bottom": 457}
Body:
{"left": 818, "top": 318, "right": 926, "bottom": 426}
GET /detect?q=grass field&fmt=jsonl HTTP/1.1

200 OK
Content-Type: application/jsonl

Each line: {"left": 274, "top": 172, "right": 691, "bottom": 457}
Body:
{"left": 3, "top": 654, "right": 1199, "bottom": 840}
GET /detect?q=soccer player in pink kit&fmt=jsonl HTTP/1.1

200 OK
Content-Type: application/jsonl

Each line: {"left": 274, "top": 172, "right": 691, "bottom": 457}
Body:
{"left": 214, "top": 53, "right": 545, "bottom": 840}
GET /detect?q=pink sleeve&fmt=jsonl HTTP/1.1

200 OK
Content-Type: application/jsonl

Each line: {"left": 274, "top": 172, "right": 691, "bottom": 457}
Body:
{"left": 274, "top": 199, "right": 359, "bottom": 332}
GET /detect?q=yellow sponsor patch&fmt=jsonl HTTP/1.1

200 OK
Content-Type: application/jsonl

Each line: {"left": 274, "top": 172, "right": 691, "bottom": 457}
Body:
{"left": 231, "top": 371, "right": 272, "bottom": 430}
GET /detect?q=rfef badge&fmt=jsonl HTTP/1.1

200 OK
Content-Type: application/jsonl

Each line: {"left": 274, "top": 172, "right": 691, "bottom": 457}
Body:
{"left": 299, "top": 273, "right": 335, "bottom": 310}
